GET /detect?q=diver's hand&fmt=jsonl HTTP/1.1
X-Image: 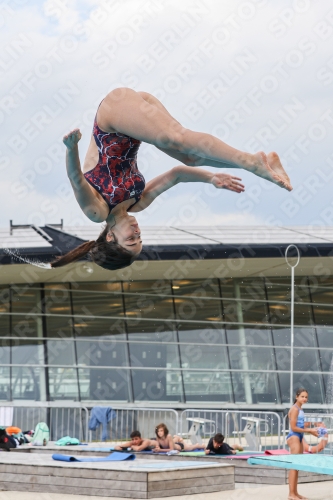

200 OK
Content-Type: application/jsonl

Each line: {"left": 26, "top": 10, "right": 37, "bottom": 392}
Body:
{"left": 211, "top": 173, "right": 245, "bottom": 193}
{"left": 63, "top": 129, "right": 82, "bottom": 150}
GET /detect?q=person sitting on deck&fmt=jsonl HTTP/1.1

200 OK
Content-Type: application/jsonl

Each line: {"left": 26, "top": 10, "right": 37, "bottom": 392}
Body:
{"left": 205, "top": 433, "right": 243, "bottom": 455}
{"left": 114, "top": 430, "right": 156, "bottom": 452}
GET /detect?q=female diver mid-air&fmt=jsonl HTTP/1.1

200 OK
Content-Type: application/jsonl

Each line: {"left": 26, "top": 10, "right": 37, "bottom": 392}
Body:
{"left": 51, "top": 88, "right": 292, "bottom": 271}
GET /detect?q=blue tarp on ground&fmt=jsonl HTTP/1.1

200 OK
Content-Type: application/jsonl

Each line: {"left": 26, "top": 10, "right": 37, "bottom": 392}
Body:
{"left": 248, "top": 454, "right": 333, "bottom": 475}
{"left": 52, "top": 452, "right": 135, "bottom": 462}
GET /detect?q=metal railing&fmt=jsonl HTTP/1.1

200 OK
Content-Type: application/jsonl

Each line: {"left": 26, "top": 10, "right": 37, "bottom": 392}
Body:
{"left": 179, "top": 409, "right": 281, "bottom": 450}
{"left": 88, "top": 407, "right": 179, "bottom": 442}
{"left": 0, "top": 404, "right": 89, "bottom": 442}
{"left": 283, "top": 412, "right": 333, "bottom": 454}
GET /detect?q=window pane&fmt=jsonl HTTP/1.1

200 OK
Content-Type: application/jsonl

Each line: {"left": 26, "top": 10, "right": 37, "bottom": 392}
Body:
{"left": 79, "top": 368, "right": 130, "bottom": 401}
{"left": 73, "top": 317, "right": 126, "bottom": 339}
{"left": 310, "top": 284, "right": 333, "bottom": 304}
{"left": 46, "top": 315, "right": 73, "bottom": 338}
{"left": 0, "top": 339, "right": 10, "bottom": 364}
{"left": 11, "top": 286, "right": 40, "bottom": 313}
{"left": 294, "top": 348, "right": 321, "bottom": 372}
{"left": 0, "top": 366, "right": 10, "bottom": 400}
{"left": 48, "top": 367, "right": 78, "bottom": 400}
{"left": 124, "top": 293, "right": 173, "bottom": 321}
{"left": 223, "top": 300, "right": 269, "bottom": 324}
{"left": 178, "top": 324, "right": 225, "bottom": 344}
{"left": 180, "top": 345, "right": 228, "bottom": 370}
{"left": 0, "top": 287, "right": 10, "bottom": 337}
{"left": 275, "top": 348, "right": 290, "bottom": 371}
{"left": 76, "top": 340, "right": 128, "bottom": 367}
{"left": 278, "top": 373, "right": 290, "bottom": 403}
{"left": 312, "top": 305, "right": 333, "bottom": 326}
{"left": 293, "top": 372, "right": 324, "bottom": 404}
{"left": 72, "top": 291, "right": 124, "bottom": 318}
{"left": 272, "top": 328, "right": 290, "bottom": 347}
{"left": 44, "top": 285, "right": 71, "bottom": 315}
{"left": 131, "top": 369, "right": 182, "bottom": 402}
{"left": 226, "top": 325, "right": 273, "bottom": 346}
{"left": 269, "top": 303, "right": 313, "bottom": 326}
{"left": 12, "top": 340, "right": 44, "bottom": 365}
{"left": 236, "top": 278, "right": 266, "bottom": 300}
{"left": 175, "top": 297, "right": 222, "bottom": 322}
{"left": 11, "top": 315, "right": 41, "bottom": 338}
{"left": 317, "top": 327, "right": 333, "bottom": 348}
{"left": 229, "top": 346, "right": 275, "bottom": 371}
{"left": 123, "top": 280, "right": 169, "bottom": 294}
{"left": 127, "top": 320, "right": 176, "bottom": 342}
{"left": 231, "top": 372, "right": 279, "bottom": 403}
{"left": 47, "top": 340, "right": 75, "bottom": 366}
{"left": 129, "top": 343, "right": 179, "bottom": 369}
{"left": 172, "top": 279, "right": 220, "bottom": 298}
{"left": 272, "top": 327, "right": 317, "bottom": 347}
{"left": 75, "top": 282, "right": 121, "bottom": 293}
{"left": 12, "top": 366, "right": 43, "bottom": 400}
{"left": 266, "top": 278, "right": 310, "bottom": 302}
{"left": 183, "top": 371, "right": 232, "bottom": 402}
{"left": 319, "top": 350, "right": 333, "bottom": 372}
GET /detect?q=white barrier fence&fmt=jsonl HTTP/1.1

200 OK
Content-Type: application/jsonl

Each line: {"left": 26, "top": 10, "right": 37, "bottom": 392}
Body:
{"left": 283, "top": 413, "right": 333, "bottom": 454}
{"left": 179, "top": 410, "right": 281, "bottom": 451}
{"left": 88, "top": 407, "right": 179, "bottom": 443}
{"left": 0, "top": 404, "right": 89, "bottom": 442}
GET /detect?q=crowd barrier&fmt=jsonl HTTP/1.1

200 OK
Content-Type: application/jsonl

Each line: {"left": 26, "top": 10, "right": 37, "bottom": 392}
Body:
{"left": 0, "top": 404, "right": 89, "bottom": 442}
{"left": 88, "top": 407, "right": 179, "bottom": 442}
{"left": 2, "top": 404, "right": 332, "bottom": 452}
{"left": 179, "top": 409, "right": 281, "bottom": 450}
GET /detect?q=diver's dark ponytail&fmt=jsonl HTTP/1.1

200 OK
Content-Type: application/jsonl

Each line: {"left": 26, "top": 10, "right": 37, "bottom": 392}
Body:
{"left": 50, "top": 225, "right": 134, "bottom": 270}
{"left": 51, "top": 240, "right": 95, "bottom": 268}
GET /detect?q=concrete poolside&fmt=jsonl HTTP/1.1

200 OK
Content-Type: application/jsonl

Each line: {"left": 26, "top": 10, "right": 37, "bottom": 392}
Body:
{"left": 0, "top": 481, "right": 333, "bottom": 500}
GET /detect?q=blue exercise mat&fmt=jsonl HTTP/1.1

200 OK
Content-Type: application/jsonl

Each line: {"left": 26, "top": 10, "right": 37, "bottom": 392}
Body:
{"left": 52, "top": 451, "right": 135, "bottom": 462}
{"left": 248, "top": 454, "right": 333, "bottom": 476}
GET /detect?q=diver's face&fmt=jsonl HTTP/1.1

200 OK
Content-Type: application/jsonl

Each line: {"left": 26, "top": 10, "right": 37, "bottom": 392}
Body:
{"left": 108, "top": 217, "right": 142, "bottom": 255}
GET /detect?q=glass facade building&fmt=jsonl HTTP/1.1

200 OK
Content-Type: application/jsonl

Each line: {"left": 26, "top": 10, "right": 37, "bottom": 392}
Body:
{"left": 0, "top": 276, "right": 332, "bottom": 406}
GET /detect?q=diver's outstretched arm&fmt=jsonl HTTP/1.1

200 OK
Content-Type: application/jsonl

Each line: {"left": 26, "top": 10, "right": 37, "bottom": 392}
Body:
{"left": 64, "top": 129, "right": 109, "bottom": 223}
{"left": 129, "top": 165, "right": 244, "bottom": 213}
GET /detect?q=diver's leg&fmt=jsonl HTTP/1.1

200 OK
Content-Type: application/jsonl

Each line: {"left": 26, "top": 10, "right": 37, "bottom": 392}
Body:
{"left": 97, "top": 88, "right": 291, "bottom": 190}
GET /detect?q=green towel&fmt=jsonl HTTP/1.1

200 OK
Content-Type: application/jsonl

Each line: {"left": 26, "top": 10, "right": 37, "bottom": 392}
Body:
{"left": 55, "top": 436, "right": 81, "bottom": 446}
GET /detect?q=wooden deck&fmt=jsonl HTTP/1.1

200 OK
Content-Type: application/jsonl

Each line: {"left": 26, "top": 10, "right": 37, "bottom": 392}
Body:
{"left": 0, "top": 451, "right": 234, "bottom": 498}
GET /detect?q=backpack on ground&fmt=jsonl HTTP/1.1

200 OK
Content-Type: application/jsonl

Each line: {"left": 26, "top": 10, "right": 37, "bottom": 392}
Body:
{"left": 32, "top": 422, "right": 49, "bottom": 446}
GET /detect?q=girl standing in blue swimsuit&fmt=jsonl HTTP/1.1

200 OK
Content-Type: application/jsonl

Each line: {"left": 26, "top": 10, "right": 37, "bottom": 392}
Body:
{"left": 286, "top": 388, "right": 319, "bottom": 500}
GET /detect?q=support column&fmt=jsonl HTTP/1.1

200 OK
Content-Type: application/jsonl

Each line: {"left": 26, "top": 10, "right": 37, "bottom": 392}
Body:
{"left": 234, "top": 281, "right": 252, "bottom": 404}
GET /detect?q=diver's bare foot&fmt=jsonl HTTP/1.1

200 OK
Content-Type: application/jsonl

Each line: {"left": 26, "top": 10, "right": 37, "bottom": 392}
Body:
{"left": 288, "top": 496, "right": 300, "bottom": 500}
{"left": 267, "top": 152, "right": 292, "bottom": 191}
{"left": 250, "top": 152, "right": 288, "bottom": 190}
{"left": 296, "top": 495, "right": 308, "bottom": 500}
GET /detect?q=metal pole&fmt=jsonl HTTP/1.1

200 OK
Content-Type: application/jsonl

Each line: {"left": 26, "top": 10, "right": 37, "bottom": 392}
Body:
{"left": 285, "top": 245, "right": 300, "bottom": 406}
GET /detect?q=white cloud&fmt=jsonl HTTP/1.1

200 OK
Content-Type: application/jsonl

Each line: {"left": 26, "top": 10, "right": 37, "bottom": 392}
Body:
{"left": 1, "top": 0, "right": 333, "bottom": 228}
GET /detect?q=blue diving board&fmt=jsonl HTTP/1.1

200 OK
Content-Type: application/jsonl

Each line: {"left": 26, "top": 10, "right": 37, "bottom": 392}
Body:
{"left": 248, "top": 454, "right": 333, "bottom": 476}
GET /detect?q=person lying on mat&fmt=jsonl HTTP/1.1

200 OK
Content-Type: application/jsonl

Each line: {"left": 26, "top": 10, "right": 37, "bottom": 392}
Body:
{"left": 114, "top": 430, "right": 156, "bottom": 452}
{"left": 205, "top": 433, "right": 243, "bottom": 455}
{"left": 172, "top": 434, "right": 205, "bottom": 451}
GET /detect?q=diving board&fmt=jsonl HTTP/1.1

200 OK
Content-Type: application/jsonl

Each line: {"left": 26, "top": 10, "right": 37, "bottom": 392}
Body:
{"left": 248, "top": 454, "right": 333, "bottom": 476}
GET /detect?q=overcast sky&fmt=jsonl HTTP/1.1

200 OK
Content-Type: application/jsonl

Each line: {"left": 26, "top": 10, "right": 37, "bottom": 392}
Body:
{"left": 1, "top": 0, "right": 333, "bottom": 236}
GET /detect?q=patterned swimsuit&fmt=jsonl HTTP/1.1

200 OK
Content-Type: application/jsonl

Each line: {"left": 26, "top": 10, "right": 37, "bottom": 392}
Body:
{"left": 84, "top": 116, "right": 146, "bottom": 214}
